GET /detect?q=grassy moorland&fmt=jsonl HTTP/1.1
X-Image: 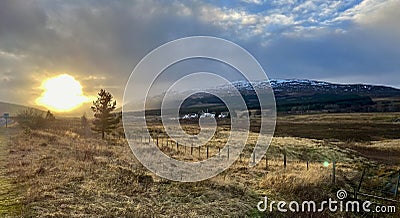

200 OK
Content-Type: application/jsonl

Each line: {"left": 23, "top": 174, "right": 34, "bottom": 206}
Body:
{"left": 1, "top": 113, "right": 399, "bottom": 217}
{"left": 0, "top": 127, "right": 22, "bottom": 217}
{"left": 275, "top": 112, "right": 400, "bottom": 142}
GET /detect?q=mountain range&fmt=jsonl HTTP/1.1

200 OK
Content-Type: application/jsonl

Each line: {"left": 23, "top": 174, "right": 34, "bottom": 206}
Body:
{"left": 176, "top": 79, "right": 400, "bottom": 114}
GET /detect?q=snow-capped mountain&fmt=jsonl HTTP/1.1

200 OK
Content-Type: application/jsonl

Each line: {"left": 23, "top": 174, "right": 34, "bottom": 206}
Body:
{"left": 130, "top": 79, "right": 400, "bottom": 114}
{"left": 218, "top": 79, "right": 400, "bottom": 98}
{"left": 179, "top": 79, "right": 400, "bottom": 113}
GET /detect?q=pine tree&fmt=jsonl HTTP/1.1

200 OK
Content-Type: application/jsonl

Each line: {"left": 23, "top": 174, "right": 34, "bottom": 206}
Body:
{"left": 91, "top": 89, "right": 120, "bottom": 139}
{"left": 45, "top": 110, "right": 55, "bottom": 121}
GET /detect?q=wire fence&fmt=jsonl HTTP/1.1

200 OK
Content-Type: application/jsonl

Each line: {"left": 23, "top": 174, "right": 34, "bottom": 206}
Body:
{"left": 124, "top": 130, "right": 400, "bottom": 204}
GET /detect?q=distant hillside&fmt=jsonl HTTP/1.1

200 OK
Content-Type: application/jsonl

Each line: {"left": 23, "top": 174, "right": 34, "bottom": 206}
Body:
{"left": 215, "top": 79, "right": 400, "bottom": 98}
{"left": 269, "top": 79, "right": 400, "bottom": 98}
{"left": 242, "top": 79, "right": 400, "bottom": 113}
{"left": 0, "top": 101, "right": 44, "bottom": 117}
{"left": 144, "top": 79, "right": 400, "bottom": 115}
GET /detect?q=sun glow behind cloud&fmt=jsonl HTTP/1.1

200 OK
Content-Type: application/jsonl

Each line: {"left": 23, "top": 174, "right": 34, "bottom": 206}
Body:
{"left": 36, "top": 74, "right": 93, "bottom": 112}
{"left": 0, "top": 0, "right": 400, "bottom": 107}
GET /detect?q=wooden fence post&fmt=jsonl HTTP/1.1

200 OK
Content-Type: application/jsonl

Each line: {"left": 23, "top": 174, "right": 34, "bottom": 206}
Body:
{"left": 191, "top": 144, "right": 193, "bottom": 155}
{"left": 354, "top": 187, "right": 358, "bottom": 200}
{"left": 265, "top": 155, "right": 268, "bottom": 170}
{"left": 332, "top": 160, "right": 336, "bottom": 184}
{"left": 357, "top": 168, "right": 366, "bottom": 193}
{"left": 156, "top": 136, "right": 159, "bottom": 147}
{"left": 198, "top": 146, "right": 201, "bottom": 158}
{"left": 394, "top": 171, "right": 400, "bottom": 197}
{"left": 283, "top": 152, "right": 287, "bottom": 169}
{"left": 176, "top": 141, "right": 179, "bottom": 151}
{"left": 206, "top": 145, "right": 209, "bottom": 159}
{"left": 227, "top": 145, "right": 230, "bottom": 160}
{"left": 306, "top": 161, "right": 309, "bottom": 171}
{"left": 252, "top": 152, "right": 255, "bottom": 165}
{"left": 354, "top": 168, "right": 366, "bottom": 199}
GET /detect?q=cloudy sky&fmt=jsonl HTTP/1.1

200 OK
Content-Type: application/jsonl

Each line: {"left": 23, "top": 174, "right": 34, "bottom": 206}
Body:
{"left": 0, "top": 0, "right": 399, "bottom": 112}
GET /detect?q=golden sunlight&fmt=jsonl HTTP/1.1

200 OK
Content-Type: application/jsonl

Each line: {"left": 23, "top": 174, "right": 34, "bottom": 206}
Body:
{"left": 36, "top": 74, "right": 91, "bottom": 112}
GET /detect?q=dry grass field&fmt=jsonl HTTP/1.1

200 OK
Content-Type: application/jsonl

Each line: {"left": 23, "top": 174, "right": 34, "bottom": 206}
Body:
{"left": 0, "top": 128, "right": 22, "bottom": 217}
{"left": 1, "top": 113, "right": 399, "bottom": 217}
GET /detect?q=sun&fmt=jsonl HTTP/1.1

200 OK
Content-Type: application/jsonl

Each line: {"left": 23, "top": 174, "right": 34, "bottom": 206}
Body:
{"left": 36, "top": 74, "right": 91, "bottom": 112}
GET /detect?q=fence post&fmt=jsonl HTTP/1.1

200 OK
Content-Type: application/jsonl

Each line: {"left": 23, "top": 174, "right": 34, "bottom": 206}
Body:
{"left": 156, "top": 136, "right": 159, "bottom": 147}
{"left": 265, "top": 155, "right": 268, "bottom": 170}
{"left": 218, "top": 147, "right": 221, "bottom": 157}
{"left": 227, "top": 145, "right": 230, "bottom": 160}
{"left": 354, "top": 187, "right": 358, "bottom": 200}
{"left": 252, "top": 152, "right": 255, "bottom": 165}
{"left": 283, "top": 152, "right": 287, "bottom": 169}
{"left": 198, "top": 146, "right": 201, "bottom": 158}
{"left": 332, "top": 160, "right": 336, "bottom": 184}
{"left": 176, "top": 141, "right": 179, "bottom": 151}
{"left": 166, "top": 138, "right": 168, "bottom": 147}
{"left": 206, "top": 145, "right": 209, "bottom": 159}
{"left": 191, "top": 144, "right": 193, "bottom": 155}
{"left": 357, "top": 168, "right": 366, "bottom": 193}
{"left": 394, "top": 171, "right": 400, "bottom": 197}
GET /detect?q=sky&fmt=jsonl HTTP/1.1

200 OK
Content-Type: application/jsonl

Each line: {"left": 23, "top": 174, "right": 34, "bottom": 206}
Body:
{"left": 0, "top": 0, "right": 399, "bottom": 113}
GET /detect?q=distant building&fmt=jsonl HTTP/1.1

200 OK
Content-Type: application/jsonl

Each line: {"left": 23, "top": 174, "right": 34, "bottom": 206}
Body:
{"left": 200, "top": 112, "right": 215, "bottom": 118}
{"left": 182, "top": 113, "right": 198, "bottom": 120}
{"left": 182, "top": 110, "right": 219, "bottom": 119}
{"left": 218, "top": 112, "right": 229, "bottom": 118}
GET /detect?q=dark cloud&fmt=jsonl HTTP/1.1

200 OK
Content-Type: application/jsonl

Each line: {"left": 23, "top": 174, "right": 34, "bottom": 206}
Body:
{"left": 0, "top": 0, "right": 399, "bottom": 113}
{"left": 250, "top": 0, "right": 400, "bottom": 87}
{"left": 0, "top": 0, "right": 226, "bottom": 109}
{"left": 254, "top": 27, "right": 400, "bottom": 81}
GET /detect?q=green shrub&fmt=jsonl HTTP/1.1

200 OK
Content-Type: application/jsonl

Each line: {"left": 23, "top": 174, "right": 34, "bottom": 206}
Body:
{"left": 16, "top": 109, "right": 46, "bottom": 129}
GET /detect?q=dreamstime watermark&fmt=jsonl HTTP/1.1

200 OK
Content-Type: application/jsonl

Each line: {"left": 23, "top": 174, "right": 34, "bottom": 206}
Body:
{"left": 122, "top": 36, "right": 276, "bottom": 182}
{"left": 257, "top": 190, "right": 397, "bottom": 213}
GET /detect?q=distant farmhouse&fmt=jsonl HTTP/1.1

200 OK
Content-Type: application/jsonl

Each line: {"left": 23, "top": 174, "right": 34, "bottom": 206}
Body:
{"left": 218, "top": 112, "right": 229, "bottom": 118}
{"left": 199, "top": 111, "right": 215, "bottom": 118}
{"left": 182, "top": 113, "right": 198, "bottom": 119}
{"left": 181, "top": 110, "right": 229, "bottom": 120}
